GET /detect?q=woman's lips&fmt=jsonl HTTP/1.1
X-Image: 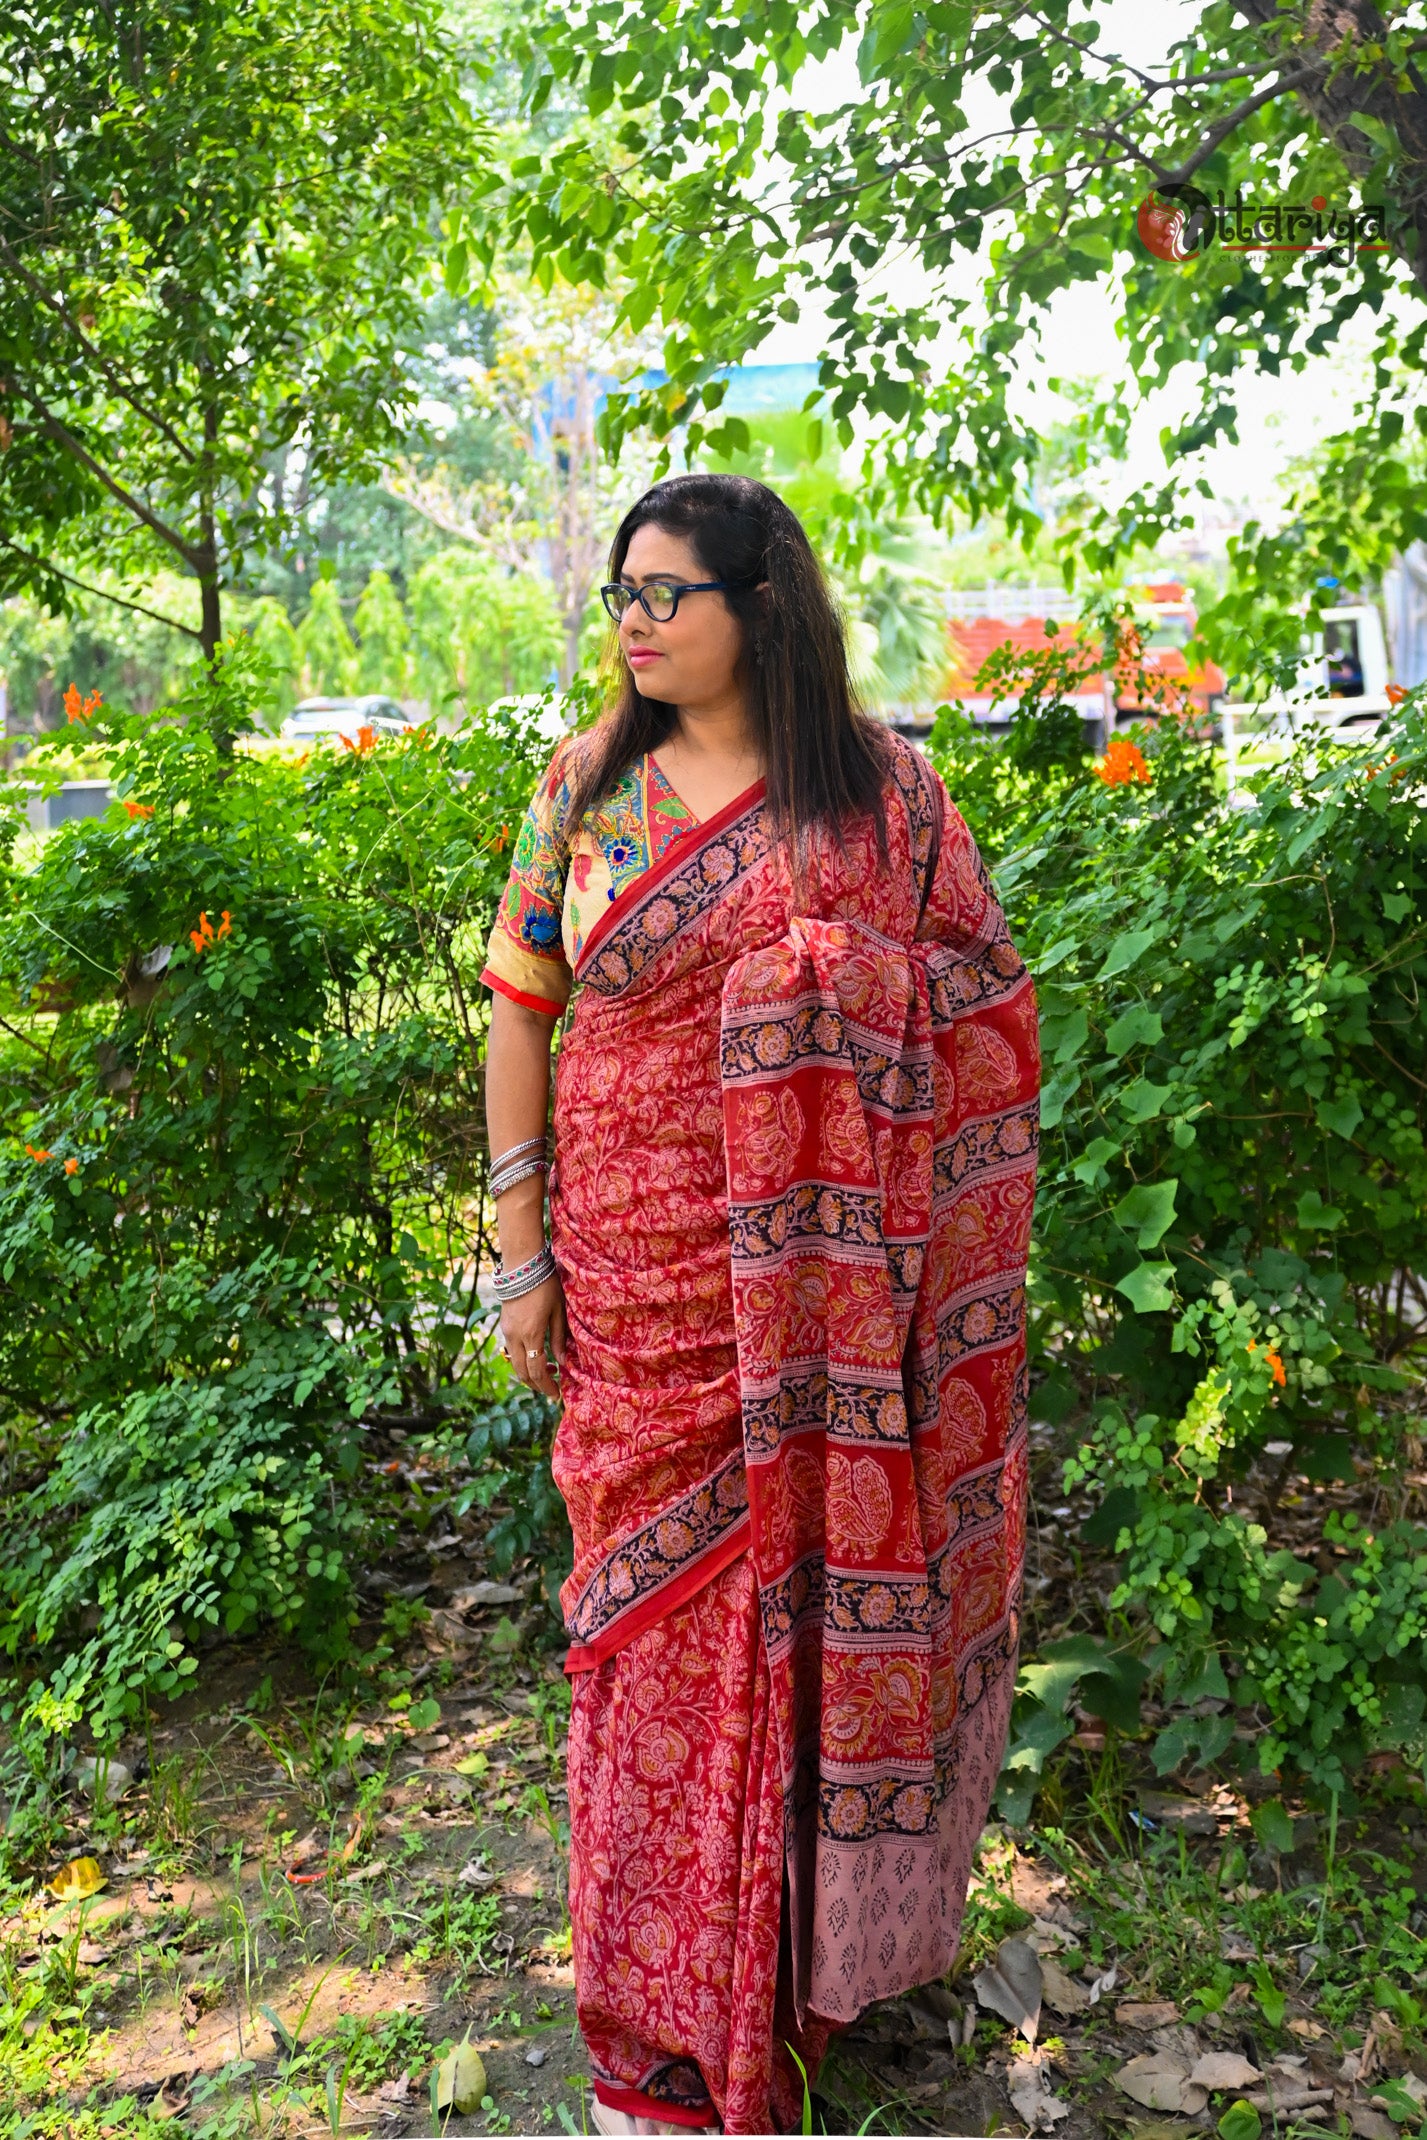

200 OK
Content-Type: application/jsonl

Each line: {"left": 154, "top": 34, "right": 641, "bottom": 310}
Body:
{"left": 627, "top": 648, "right": 662, "bottom": 667}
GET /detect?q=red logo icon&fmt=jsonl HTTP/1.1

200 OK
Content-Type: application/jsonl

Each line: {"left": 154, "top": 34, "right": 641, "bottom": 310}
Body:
{"left": 1137, "top": 186, "right": 1215, "bottom": 263}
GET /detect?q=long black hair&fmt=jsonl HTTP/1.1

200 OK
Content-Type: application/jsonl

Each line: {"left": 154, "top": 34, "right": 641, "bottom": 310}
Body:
{"left": 567, "top": 472, "right": 889, "bottom": 846}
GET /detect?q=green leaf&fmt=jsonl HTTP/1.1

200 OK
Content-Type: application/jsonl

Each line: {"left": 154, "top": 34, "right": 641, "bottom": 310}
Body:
{"left": 1250, "top": 1799, "right": 1295, "bottom": 1854}
{"left": 1116, "top": 1262, "right": 1176, "bottom": 1313}
{"left": 407, "top": 1697, "right": 441, "bottom": 1731}
{"left": 1037, "top": 1066, "right": 1082, "bottom": 1131}
{"left": 994, "top": 1766, "right": 1040, "bottom": 1825}
{"left": 1316, "top": 1094, "right": 1363, "bottom": 1140}
{"left": 1113, "top": 1179, "right": 1179, "bottom": 1248}
{"left": 1105, "top": 1005, "right": 1163, "bottom": 1056}
{"left": 1095, "top": 927, "right": 1162, "bottom": 981}
{"left": 1250, "top": 1960, "right": 1287, "bottom": 2029}
{"left": 1082, "top": 1486, "right": 1139, "bottom": 1549}
{"left": 1119, "top": 1078, "right": 1171, "bottom": 1122}
{"left": 1218, "top": 2099, "right": 1262, "bottom": 2140}
{"left": 1382, "top": 890, "right": 1412, "bottom": 923}
{"left": 1295, "top": 1189, "right": 1344, "bottom": 1230}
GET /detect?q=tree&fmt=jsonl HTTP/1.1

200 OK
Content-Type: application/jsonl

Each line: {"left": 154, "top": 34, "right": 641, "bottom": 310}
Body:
{"left": 385, "top": 276, "right": 662, "bottom": 680}
{"left": 354, "top": 568, "right": 413, "bottom": 698}
{"left": 490, "top": 1, "right": 1427, "bottom": 669}
{"left": 0, "top": 0, "right": 483, "bottom": 664}
{"left": 409, "top": 548, "right": 564, "bottom": 710}
{"left": 296, "top": 579, "right": 358, "bottom": 698}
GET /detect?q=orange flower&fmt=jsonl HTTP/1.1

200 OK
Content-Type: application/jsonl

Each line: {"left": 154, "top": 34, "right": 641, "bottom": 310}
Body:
{"left": 190, "top": 909, "right": 233, "bottom": 953}
{"left": 64, "top": 683, "right": 103, "bottom": 725}
{"left": 64, "top": 1158, "right": 79, "bottom": 1175}
{"left": 1096, "top": 735, "right": 1151, "bottom": 787}
{"left": 123, "top": 800, "right": 154, "bottom": 820}
{"left": 1386, "top": 683, "right": 1407, "bottom": 706}
{"left": 24, "top": 1143, "right": 50, "bottom": 1162}
{"left": 490, "top": 823, "right": 510, "bottom": 854}
{"left": 340, "top": 723, "right": 378, "bottom": 755}
{"left": 1264, "top": 1348, "right": 1286, "bottom": 1387}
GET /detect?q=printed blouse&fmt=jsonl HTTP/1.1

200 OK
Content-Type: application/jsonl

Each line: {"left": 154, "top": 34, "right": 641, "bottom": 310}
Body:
{"left": 481, "top": 739, "right": 700, "bottom": 1012}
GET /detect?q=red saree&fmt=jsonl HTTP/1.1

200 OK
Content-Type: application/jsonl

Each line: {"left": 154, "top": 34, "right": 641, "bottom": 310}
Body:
{"left": 547, "top": 737, "right": 1038, "bottom": 2134}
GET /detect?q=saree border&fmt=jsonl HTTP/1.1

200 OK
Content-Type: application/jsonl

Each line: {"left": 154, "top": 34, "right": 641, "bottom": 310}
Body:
{"left": 576, "top": 774, "right": 767, "bottom": 975}
{"left": 562, "top": 1447, "right": 752, "bottom": 1675}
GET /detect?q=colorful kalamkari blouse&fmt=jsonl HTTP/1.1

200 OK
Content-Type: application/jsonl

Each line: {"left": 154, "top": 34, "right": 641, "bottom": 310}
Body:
{"left": 481, "top": 740, "right": 699, "bottom": 1013}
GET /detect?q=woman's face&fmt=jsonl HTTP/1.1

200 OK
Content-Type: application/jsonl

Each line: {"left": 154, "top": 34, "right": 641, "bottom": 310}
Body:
{"left": 615, "top": 524, "right": 746, "bottom": 709}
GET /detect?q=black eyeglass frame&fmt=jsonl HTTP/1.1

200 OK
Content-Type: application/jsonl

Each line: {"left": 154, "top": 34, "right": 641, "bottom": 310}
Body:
{"left": 600, "top": 578, "right": 737, "bottom": 623}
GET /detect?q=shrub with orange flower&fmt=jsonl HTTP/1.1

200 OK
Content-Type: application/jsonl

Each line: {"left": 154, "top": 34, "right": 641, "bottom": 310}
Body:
{"left": 24, "top": 1143, "right": 50, "bottom": 1162}
{"left": 123, "top": 801, "right": 155, "bottom": 821}
{"left": 340, "top": 723, "right": 379, "bottom": 756}
{"left": 63, "top": 683, "right": 103, "bottom": 725}
{"left": 1095, "top": 735, "right": 1151, "bottom": 787}
{"left": 189, "top": 910, "right": 233, "bottom": 954}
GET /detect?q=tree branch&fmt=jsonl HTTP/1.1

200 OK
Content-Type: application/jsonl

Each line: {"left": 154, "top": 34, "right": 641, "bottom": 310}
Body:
{"left": 1161, "top": 65, "right": 1320, "bottom": 185}
{"left": 0, "top": 231, "right": 197, "bottom": 464}
{"left": 11, "top": 383, "right": 204, "bottom": 569}
{"left": 0, "top": 536, "right": 204, "bottom": 640}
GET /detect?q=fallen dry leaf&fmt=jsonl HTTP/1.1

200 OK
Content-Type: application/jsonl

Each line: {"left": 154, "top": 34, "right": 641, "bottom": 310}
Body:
{"left": 1040, "top": 1955, "right": 1090, "bottom": 2016}
{"left": 973, "top": 1936, "right": 1043, "bottom": 2043}
{"left": 1189, "top": 2051, "right": 1262, "bottom": 2090}
{"left": 1114, "top": 2052, "right": 1207, "bottom": 2116}
{"left": 1288, "top": 2017, "right": 1326, "bottom": 2041}
{"left": 343, "top": 1857, "right": 389, "bottom": 1883}
{"left": 1350, "top": 2108, "right": 1396, "bottom": 2140}
{"left": 1007, "top": 2051, "right": 1072, "bottom": 2132}
{"left": 1118, "top": 2000, "right": 1181, "bottom": 2029}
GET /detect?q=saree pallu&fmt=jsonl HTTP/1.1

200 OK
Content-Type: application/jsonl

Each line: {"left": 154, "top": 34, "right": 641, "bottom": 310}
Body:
{"left": 549, "top": 739, "right": 1038, "bottom": 2135}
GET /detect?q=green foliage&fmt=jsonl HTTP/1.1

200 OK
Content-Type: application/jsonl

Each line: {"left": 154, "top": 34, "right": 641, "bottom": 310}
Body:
{"left": 484, "top": 3, "right": 1426, "bottom": 661}
{"left": 929, "top": 693, "right": 1427, "bottom": 1797}
{"left": 354, "top": 568, "right": 414, "bottom": 698}
{"left": 409, "top": 548, "right": 564, "bottom": 712}
{"left": 0, "top": 639, "right": 558, "bottom": 1746}
{"left": 296, "top": 578, "right": 358, "bottom": 697}
{"left": 0, "top": 0, "right": 482, "bottom": 651}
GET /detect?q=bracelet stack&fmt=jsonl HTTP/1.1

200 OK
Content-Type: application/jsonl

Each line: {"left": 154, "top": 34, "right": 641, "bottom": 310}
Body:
{"left": 488, "top": 1135, "right": 547, "bottom": 1200}
{"left": 491, "top": 1244, "right": 557, "bottom": 1302}
{"left": 488, "top": 1138, "right": 554, "bottom": 1302}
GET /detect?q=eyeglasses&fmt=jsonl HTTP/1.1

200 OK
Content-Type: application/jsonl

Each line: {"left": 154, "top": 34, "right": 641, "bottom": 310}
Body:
{"left": 600, "top": 578, "right": 735, "bottom": 623}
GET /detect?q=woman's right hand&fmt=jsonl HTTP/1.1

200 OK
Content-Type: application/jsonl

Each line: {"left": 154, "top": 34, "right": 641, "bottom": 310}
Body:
{"left": 500, "top": 1275, "right": 567, "bottom": 1400}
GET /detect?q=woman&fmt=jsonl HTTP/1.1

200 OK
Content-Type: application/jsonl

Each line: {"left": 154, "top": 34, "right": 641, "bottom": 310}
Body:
{"left": 481, "top": 474, "right": 1038, "bottom": 2136}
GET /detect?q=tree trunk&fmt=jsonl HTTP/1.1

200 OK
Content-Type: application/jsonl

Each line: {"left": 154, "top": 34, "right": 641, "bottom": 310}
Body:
{"left": 1231, "top": 0, "right": 1427, "bottom": 294}
{"left": 199, "top": 567, "right": 221, "bottom": 666}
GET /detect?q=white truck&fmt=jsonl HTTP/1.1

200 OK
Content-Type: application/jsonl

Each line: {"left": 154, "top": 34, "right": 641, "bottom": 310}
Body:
{"left": 1220, "top": 602, "right": 1394, "bottom": 793}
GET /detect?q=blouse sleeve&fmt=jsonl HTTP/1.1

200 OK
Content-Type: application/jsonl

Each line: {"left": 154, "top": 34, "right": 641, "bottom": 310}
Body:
{"left": 480, "top": 741, "right": 578, "bottom": 1014}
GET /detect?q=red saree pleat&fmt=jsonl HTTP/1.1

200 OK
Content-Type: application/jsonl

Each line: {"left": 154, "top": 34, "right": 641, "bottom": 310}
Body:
{"left": 548, "top": 741, "right": 1037, "bottom": 2134}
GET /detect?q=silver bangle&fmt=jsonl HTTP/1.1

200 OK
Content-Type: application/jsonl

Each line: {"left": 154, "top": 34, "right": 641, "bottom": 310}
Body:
{"left": 489, "top": 1155, "right": 546, "bottom": 1199}
{"left": 491, "top": 1245, "right": 556, "bottom": 1302}
{"left": 489, "top": 1136, "right": 546, "bottom": 1176}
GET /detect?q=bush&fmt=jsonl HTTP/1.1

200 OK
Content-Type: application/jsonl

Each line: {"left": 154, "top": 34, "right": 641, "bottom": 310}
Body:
{"left": 0, "top": 644, "right": 558, "bottom": 1747}
{"left": 929, "top": 696, "right": 1427, "bottom": 1800}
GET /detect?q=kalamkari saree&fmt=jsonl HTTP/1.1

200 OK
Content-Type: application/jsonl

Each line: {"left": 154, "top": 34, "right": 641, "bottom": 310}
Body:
{"left": 482, "top": 734, "right": 1039, "bottom": 2135}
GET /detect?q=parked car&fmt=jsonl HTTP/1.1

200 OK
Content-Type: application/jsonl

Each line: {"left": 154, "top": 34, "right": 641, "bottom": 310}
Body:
{"left": 278, "top": 695, "right": 414, "bottom": 745}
